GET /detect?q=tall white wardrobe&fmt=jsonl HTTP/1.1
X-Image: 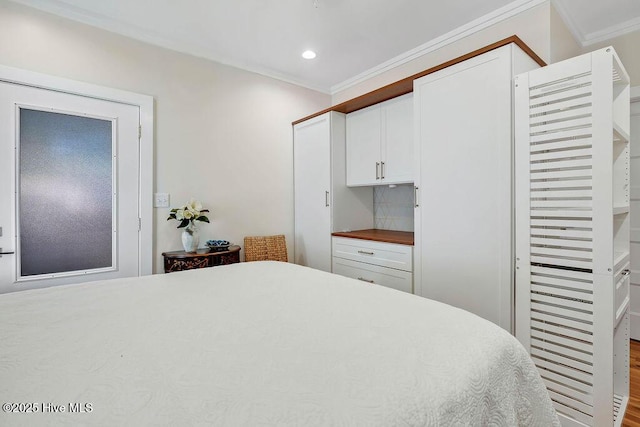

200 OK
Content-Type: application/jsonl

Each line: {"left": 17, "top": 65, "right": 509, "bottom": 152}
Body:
{"left": 515, "top": 48, "right": 630, "bottom": 427}
{"left": 293, "top": 112, "right": 373, "bottom": 271}
{"left": 413, "top": 43, "right": 539, "bottom": 332}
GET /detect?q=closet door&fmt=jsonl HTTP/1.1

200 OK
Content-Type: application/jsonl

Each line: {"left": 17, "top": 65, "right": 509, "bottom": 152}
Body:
{"left": 413, "top": 46, "right": 512, "bottom": 331}
{"left": 382, "top": 94, "right": 413, "bottom": 184}
{"left": 294, "top": 114, "right": 332, "bottom": 272}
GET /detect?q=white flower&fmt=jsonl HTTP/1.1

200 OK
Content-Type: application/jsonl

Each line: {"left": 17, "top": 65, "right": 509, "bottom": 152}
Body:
{"left": 187, "top": 199, "right": 202, "bottom": 212}
{"left": 175, "top": 209, "right": 185, "bottom": 220}
{"left": 183, "top": 209, "right": 194, "bottom": 219}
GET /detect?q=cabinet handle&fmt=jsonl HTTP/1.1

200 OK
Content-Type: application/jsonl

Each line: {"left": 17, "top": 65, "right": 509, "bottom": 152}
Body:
{"left": 414, "top": 186, "right": 419, "bottom": 207}
{"left": 375, "top": 162, "right": 380, "bottom": 180}
{"left": 357, "top": 250, "right": 374, "bottom": 255}
{"left": 357, "top": 277, "right": 375, "bottom": 283}
{"left": 325, "top": 191, "right": 330, "bottom": 207}
{"left": 0, "top": 248, "right": 14, "bottom": 258}
{"left": 622, "top": 269, "right": 630, "bottom": 276}
{"left": 381, "top": 161, "right": 385, "bottom": 179}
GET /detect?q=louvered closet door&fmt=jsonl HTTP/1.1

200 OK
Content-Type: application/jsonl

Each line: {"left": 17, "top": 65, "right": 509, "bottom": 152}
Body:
{"left": 515, "top": 48, "right": 630, "bottom": 427}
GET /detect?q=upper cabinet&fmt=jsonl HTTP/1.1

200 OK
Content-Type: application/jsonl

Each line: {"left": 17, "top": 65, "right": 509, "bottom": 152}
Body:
{"left": 346, "top": 93, "right": 413, "bottom": 186}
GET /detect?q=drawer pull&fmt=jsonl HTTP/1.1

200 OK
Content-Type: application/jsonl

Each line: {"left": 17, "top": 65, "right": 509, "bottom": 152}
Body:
{"left": 622, "top": 269, "right": 630, "bottom": 276}
{"left": 357, "top": 277, "right": 375, "bottom": 283}
{"left": 357, "top": 250, "right": 374, "bottom": 255}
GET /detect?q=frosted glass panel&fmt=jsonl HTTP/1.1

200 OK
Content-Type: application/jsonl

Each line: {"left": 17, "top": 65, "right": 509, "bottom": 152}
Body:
{"left": 19, "top": 108, "right": 114, "bottom": 277}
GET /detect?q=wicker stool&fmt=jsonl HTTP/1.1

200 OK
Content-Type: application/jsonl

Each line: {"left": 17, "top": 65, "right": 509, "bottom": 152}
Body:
{"left": 243, "top": 235, "right": 288, "bottom": 262}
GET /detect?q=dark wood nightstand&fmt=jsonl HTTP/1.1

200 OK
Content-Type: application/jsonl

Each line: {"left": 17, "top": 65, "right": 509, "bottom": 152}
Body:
{"left": 162, "top": 245, "right": 241, "bottom": 273}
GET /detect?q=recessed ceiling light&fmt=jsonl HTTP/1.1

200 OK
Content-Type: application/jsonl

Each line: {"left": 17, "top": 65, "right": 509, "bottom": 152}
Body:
{"left": 302, "top": 50, "right": 316, "bottom": 59}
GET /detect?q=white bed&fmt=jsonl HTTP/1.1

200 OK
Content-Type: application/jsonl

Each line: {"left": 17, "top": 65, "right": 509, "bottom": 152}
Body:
{"left": 0, "top": 261, "right": 559, "bottom": 426}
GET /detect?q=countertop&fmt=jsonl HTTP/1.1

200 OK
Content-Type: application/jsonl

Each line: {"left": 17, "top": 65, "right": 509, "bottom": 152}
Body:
{"left": 331, "top": 229, "right": 414, "bottom": 246}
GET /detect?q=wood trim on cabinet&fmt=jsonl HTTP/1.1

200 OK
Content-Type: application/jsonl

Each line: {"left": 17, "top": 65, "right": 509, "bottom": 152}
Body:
{"left": 292, "top": 35, "right": 546, "bottom": 125}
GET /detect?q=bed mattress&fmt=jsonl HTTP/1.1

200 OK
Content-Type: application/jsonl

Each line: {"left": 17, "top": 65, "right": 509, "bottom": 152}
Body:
{"left": 0, "top": 261, "right": 559, "bottom": 426}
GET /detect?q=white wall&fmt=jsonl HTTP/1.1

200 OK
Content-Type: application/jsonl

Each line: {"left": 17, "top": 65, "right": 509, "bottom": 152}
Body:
{"left": 549, "top": 3, "right": 582, "bottom": 63}
{"left": 332, "top": 2, "right": 551, "bottom": 103}
{"left": 0, "top": 1, "right": 330, "bottom": 273}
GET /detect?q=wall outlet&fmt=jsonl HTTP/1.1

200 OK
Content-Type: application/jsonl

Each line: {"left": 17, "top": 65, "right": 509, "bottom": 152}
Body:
{"left": 154, "top": 193, "right": 170, "bottom": 208}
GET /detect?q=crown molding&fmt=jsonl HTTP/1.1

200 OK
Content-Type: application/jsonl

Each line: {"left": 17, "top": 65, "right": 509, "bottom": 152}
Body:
{"left": 581, "top": 16, "right": 640, "bottom": 46}
{"left": 552, "top": 0, "right": 640, "bottom": 47}
{"left": 330, "top": 0, "right": 548, "bottom": 95}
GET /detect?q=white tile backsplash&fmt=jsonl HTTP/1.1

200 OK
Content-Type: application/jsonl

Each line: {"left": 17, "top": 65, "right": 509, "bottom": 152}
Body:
{"left": 373, "top": 184, "right": 414, "bottom": 232}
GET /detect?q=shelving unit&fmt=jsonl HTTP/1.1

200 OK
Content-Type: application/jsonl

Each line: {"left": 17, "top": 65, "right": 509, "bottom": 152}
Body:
{"left": 515, "top": 47, "right": 630, "bottom": 426}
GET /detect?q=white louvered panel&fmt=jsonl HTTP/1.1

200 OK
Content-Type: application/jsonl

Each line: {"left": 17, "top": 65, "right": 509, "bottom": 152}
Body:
{"left": 530, "top": 199, "right": 592, "bottom": 209}
{"left": 531, "top": 271, "right": 593, "bottom": 291}
{"left": 548, "top": 389, "right": 594, "bottom": 418}
{"left": 531, "top": 228, "right": 592, "bottom": 239}
{"left": 531, "top": 265, "right": 593, "bottom": 280}
{"left": 517, "top": 48, "right": 631, "bottom": 426}
{"left": 531, "top": 189, "right": 592, "bottom": 200}
{"left": 530, "top": 237, "right": 593, "bottom": 250}
{"left": 530, "top": 95, "right": 591, "bottom": 116}
{"left": 539, "top": 367, "right": 593, "bottom": 395}
{"left": 552, "top": 400, "right": 594, "bottom": 426}
{"left": 530, "top": 218, "right": 592, "bottom": 229}
{"left": 531, "top": 246, "right": 592, "bottom": 260}
{"left": 531, "top": 301, "right": 593, "bottom": 323}
{"left": 530, "top": 157, "right": 592, "bottom": 171}
{"left": 531, "top": 168, "right": 592, "bottom": 181}
{"left": 529, "top": 73, "right": 592, "bottom": 98}
{"left": 531, "top": 319, "right": 593, "bottom": 342}
{"left": 531, "top": 179, "right": 592, "bottom": 190}
{"left": 532, "top": 356, "right": 594, "bottom": 385}
{"left": 530, "top": 116, "right": 592, "bottom": 135}
{"left": 530, "top": 346, "right": 593, "bottom": 374}
{"left": 530, "top": 128, "right": 592, "bottom": 145}
{"left": 530, "top": 105, "right": 593, "bottom": 126}
{"left": 544, "top": 378, "right": 594, "bottom": 407}
{"left": 531, "top": 310, "right": 594, "bottom": 333}
{"left": 530, "top": 209, "right": 592, "bottom": 219}
{"left": 530, "top": 147, "right": 592, "bottom": 162}
{"left": 531, "top": 292, "right": 593, "bottom": 314}
{"left": 531, "top": 255, "right": 592, "bottom": 270}
{"left": 531, "top": 283, "right": 593, "bottom": 303}
{"left": 531, "top": 329, "right": 593, "bottom": 355}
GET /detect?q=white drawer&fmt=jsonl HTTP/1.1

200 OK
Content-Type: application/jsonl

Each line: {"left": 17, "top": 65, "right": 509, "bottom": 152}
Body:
{"left": 332, "top": 257, "right": 413, "bottom": 294}
{"left": 332, "top": 236, "right": 412, "bottom": 272}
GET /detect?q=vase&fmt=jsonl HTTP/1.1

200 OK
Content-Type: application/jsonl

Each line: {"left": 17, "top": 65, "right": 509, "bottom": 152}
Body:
{"left": 181, "top": 223, "right": 199, "bottom": 253}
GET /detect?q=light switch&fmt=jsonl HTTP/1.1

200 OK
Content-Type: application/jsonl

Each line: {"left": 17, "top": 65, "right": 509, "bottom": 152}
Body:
{"left": 154, "top": 193, "right": 170, "bottom": 208}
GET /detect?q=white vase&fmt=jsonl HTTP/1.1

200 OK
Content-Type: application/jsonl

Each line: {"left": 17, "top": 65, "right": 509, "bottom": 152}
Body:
{"left": 181, "top": 224, "right": 199, "bottom": 253}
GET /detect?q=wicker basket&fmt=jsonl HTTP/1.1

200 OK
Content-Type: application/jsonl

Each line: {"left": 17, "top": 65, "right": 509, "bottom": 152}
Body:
{"left": 243, "top": 235, "right": 288, "bottom": 262}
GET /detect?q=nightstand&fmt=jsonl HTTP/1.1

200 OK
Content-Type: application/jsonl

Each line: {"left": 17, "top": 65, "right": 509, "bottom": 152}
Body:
{"left": 162, "top": 245, "right": 241, "bottom": 273}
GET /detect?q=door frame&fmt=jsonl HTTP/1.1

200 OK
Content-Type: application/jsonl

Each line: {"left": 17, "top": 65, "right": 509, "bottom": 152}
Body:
{"left": 0, "top": 64, "right": 154, "bottom": 276}
{"left": 630, "top": 86, "right": 640, "bottom": 339}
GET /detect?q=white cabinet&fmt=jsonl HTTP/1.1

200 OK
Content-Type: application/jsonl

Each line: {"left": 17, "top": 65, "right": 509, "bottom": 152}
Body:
{"left": 331, "top": 237, "right": 413, "bottom": 293}
{"left": 515, "top": 47, "right": 630, "bottom": 427}
{"left": 412, "top": 43, "right": 539, "bottom": 332}
{"left": 346, "top": 94, "right": 413, "bottom": 186}
{"left": 293, "top": 112, "right": 373, "bottom": 272}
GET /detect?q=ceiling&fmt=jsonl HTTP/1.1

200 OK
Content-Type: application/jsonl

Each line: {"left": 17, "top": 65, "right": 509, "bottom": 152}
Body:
{"left": 8, "top": 0, "right": 640, "bottom": 94}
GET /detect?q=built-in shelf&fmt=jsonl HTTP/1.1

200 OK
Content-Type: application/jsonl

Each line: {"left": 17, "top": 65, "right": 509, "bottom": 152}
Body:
{"left": 613, "top": 205, "right": 630, "bottom": 215}
{"left": 614, "top": 251, "right": 630, "bottom": 271}
{"left": 613, "top": 123, "right": 630, "bottom": 144}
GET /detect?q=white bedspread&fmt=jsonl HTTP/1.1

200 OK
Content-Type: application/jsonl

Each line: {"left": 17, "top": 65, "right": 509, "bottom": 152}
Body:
{"left": 0, "top": 261, "right": 559, "bottom": 426}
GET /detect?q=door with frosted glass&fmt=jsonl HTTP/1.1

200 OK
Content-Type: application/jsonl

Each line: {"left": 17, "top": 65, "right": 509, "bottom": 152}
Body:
{"left": 0, "top": 81, "right": 140, "bottom": 293}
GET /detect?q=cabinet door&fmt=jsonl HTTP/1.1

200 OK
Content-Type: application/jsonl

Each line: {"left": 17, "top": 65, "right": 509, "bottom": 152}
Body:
{"left": 294, "top": 114, "right": 332, "bottom": 272}
{"left": 346, "top": 104, "right": 381, "bottom": 186}
{"left": 381, "top": 94, "right": 413, "bottom": 184}
{"left": 414, "top": 46, "right": 512, "bottom": 331}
